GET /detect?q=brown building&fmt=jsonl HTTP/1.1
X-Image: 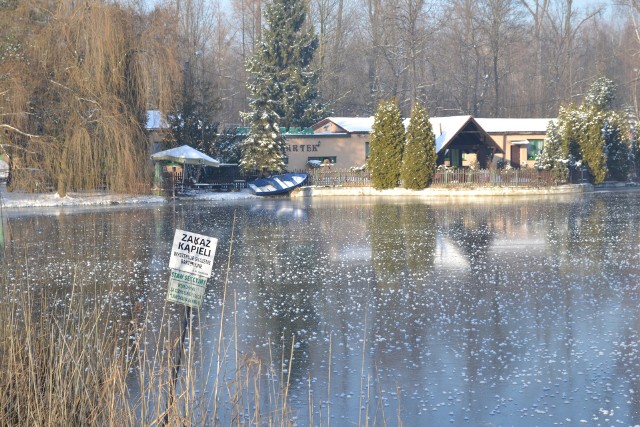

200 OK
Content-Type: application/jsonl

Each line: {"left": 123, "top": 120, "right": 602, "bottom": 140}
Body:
{"left": 147, "top": 111, "right": 554, "bottom": 171}
{"left": 284, "top": 116, "right": 527, "bottom": 170}
{"left": 476, "top": 118, "right": 553, "bottom": 168}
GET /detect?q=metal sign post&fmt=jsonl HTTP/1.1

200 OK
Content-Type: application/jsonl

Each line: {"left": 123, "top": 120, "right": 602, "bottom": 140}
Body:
{"left": 162, "top": 229, "right": 217, "bottom": 426}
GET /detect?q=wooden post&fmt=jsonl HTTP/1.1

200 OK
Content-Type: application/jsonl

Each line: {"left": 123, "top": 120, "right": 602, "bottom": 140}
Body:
{"left": 161, "top": 306, "right": 191, "bottom": 426}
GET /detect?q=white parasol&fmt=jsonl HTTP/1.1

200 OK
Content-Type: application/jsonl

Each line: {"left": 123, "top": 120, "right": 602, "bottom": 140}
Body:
{"left": 151, "top": 145, "right": 220, "bottom": 167}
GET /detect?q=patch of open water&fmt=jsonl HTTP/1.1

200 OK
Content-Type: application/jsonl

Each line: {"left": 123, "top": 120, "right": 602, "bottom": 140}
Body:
{"left": 2, "top": 190, "right": 640, "bottom": 425}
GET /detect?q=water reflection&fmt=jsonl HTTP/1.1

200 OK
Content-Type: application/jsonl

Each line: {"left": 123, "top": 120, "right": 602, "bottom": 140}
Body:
{"left": 2, "top": 191, "right": 640, "bottom": 425}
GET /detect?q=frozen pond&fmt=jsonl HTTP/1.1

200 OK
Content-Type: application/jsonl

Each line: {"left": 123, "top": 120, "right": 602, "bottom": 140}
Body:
{"left": 2, "top": 190, "right": 640, "bottom": 425}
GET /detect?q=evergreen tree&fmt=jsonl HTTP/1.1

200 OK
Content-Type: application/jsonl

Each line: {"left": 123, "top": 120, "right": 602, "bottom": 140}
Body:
{"left": 240, "top": 97, "right": 287, "bottom": 177}
{"left": 585, "top": 76, "right": 616, "bottom": 111}
{"left": 556, "top": 77, "right": 634, "bottom": 184}
{"left": 166, "top": 59, "right": 219, "bottom": 155}
{"left": 401, "top": 102, "right": 436, "bottom": 190}
{"left": 245, "top": 0, "right": 325, "bottom": 129}
{"left": 557, "top": 105, "right": 583, "bottom": 167}
{"left": 535, "top": 121, "right": 568, "bottom": 182}
{"left": 603, "top": 113, "right": 630, "bottom": 182}
{"left": 213, "top": 127, "right": 245, "bottom": 164}
{"left": 624, "top": 108, "right": 640, "bottom": 180}
{"left": 580, "top": 108, "right": 608, "bottom": 183}
{"left": 369, "top": 99, "right": 405, "bottom": 190}
{"left": 166, "top": 96, "right": 219, "bottom": 154}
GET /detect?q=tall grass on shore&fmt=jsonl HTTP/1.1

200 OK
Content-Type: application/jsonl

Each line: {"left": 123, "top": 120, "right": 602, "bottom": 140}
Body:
{"left": 0, "top": 266, "right": 297, "bottom": 426}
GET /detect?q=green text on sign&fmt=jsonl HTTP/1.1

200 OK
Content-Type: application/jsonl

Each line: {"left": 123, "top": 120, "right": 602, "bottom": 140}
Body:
{"left": 166, "top": 269, "right": 208, "bottom": 309}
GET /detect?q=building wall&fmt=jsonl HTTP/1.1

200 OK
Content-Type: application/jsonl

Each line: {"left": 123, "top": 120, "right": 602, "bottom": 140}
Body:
{"left": 285, "top": 134, "right": 369, "bottom": 170}
{"left": 285, "top": 130, "right": 548, "bottom": 170}
{"left": 488, "top": 132, "right": 547, "bottom": 167}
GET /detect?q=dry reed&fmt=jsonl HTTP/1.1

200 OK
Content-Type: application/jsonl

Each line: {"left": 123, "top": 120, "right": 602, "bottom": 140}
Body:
{"left": 0, "top": 209, "right": 397, "bottom": 426}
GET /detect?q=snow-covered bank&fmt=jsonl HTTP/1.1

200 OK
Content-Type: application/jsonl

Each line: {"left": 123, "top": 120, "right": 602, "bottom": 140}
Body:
{"left": 3, "top": 181, "right": 636, "bottom": 209}
{"left": 292, "top": 183, "right": 594, "bottom": 198}
{"left": 0, "top": 183, "right": 258, "bottom": 209}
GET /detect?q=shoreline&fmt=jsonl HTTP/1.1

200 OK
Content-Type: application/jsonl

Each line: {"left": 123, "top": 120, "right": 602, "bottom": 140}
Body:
{"left": 1, "top": 181, "right": 638, "bottom": 209}
{"left": 291, "top": 183, "right": 595, "bottom": 198}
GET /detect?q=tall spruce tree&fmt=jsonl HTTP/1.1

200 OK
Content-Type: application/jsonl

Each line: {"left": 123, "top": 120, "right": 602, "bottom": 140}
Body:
{"left": 401, "top": 102, "right": 436, "bottom": 190}
{"left": 369, "top": 99, "right": 405, "bottom": 190}
{"left": 245, "top": 0, "right": 325, "bottom": 130}
{"left": 166, "top": 59, "right": 219, "bottom": 155}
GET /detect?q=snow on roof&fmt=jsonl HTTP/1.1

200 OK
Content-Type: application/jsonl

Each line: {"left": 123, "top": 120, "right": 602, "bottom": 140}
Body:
{"left": 326, "top": 117, "right": 375, "bottom": 133}
{"left": 475, "top": 118, "right": 555, "bottom": 134}
{"left": 401, "top": 115, "right": 475, "bottom": 152}
{"left": 328, "top": 115, "right": 479, "bottom": 152}
{"left": 146, "top": 110, "right": 170, "bottom": 130}
{"left": 316, "top": 116, "right": 552, "bottom": 152}
{"left": 427, "top": 116, "right": 474, "bottom": 152}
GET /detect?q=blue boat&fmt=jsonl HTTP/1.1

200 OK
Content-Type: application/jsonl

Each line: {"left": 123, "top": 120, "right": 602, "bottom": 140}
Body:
{"left": 247, "top": 173, "right": 308, "bottom": 196}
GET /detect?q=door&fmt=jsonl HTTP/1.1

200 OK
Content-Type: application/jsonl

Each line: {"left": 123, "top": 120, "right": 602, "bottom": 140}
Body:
{"left": 510, "top": 145, "right": 520, "bottom": 168}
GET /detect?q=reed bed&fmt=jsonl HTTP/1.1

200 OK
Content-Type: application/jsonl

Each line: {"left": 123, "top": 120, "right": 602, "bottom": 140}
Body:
{"left": 0, "top": 208, "right": 395, "bottom": 426}
{"left": 0, "top": 265, "right": 297, "bottom": 426}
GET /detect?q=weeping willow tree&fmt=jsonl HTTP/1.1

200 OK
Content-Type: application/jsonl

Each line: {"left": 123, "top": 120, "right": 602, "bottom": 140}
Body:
{"left": 0, "top": 0, "right": 182, "bottom": 194}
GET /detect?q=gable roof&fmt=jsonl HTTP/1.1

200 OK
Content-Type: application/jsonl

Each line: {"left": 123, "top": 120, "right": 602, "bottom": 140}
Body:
{"left": 426, "top": 115, "right": 475, "bottom": 152}
{"left": 313, "top": 117, "right": 375, "bottom": 133}
{"left": 312, "top": 115, "right": 520, "bottom": 154}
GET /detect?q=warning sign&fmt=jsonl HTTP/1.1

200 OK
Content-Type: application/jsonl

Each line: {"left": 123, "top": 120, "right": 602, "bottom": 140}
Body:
{"left": 166, "top": 269, "right": 208, "bottom": 308}
{"left": 169, "top": 229, "right": 218, "bottom": 278}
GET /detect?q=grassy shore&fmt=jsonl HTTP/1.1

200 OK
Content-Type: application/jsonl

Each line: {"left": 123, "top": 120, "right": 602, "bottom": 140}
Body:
{"left": 0, "top": 265, "right": 296, "bottom": 426}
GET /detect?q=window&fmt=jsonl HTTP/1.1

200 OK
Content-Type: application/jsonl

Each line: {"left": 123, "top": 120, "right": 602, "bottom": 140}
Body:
{"left": 365, "top": 141, "right": 370, "bottom": 159}
{"left": 527, "top": 139, "right": 544, "bottom": 160}
{"left": 308, "top": 156, "right": 336, "bottom": 164}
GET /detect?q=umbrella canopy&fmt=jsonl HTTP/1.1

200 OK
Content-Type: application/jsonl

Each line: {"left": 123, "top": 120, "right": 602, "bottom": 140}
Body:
{"left": 151, "top": 145, "right": 220, "bottom": 167}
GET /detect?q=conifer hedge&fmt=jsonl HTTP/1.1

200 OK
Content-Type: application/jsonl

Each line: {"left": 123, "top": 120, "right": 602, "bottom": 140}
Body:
{"left": 401, "top": 102, "right": 436, "bottom": 189}
{"left": 369, "top": 99, "right": 405, "bottom": 190}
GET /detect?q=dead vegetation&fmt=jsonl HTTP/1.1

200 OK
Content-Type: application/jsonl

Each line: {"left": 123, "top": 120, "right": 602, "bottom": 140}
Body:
{"left": 0, "top": 0, "right": 182, "bottom": 194}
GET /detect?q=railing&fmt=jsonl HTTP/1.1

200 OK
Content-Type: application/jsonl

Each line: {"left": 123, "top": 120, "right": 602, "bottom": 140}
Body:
{"left": 300, "top": 168, "right": 565, "bottom": 188}
{"left": 162, "top": 167, "right": 570, "bottom": 192}
{"left": 303, "top": 169, "right": 372, "bottom": 187}
{"left": 430, "top": 168, "right": 561, "bottom": 188}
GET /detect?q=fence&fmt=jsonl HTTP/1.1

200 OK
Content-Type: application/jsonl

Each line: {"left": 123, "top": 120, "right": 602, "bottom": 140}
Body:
{"left": 160, "top": 167, "right": 570, "bottom": 192}
{"left": 430, "top": 168, "right": 561, "bottom": 188}
{"left": 303, "top": 169, "right": 372, "bottom": 187}
{"left": 301, "top": 168, "right": 564, "bottom": 188}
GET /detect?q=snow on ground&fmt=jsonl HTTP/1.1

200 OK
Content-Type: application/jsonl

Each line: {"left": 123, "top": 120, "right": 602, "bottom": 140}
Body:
{"left": 0, "top": 183, "right": 258, "bottom": 209}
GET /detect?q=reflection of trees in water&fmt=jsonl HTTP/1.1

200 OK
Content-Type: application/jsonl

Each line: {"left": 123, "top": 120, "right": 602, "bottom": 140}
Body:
{"left": 370, "top": 204, "right": 406, "bottom": 289}
{"left": 402, "top": 204, "right": 436, "bottom": 273}
{"left": 370, "top": 203, "right": 437, "bottom": 289}
{"left": 239, "top": 212, "right": 322, "bottom": 385}
{"left": 3, "top": 209, "right": 164, "bottom": 297}
{"left": 368, "top": 202, "right": 437, "bottom": 364}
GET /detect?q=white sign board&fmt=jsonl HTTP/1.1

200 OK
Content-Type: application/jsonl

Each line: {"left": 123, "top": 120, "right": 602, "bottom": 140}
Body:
{"left": 166, "top": 269, "right": 208, "bottom": 308}
{"left": 169, "top": 229, "right": 218, "bottom": 278}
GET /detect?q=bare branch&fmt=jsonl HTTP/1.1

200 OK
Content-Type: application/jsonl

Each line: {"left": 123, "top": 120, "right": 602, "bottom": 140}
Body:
{"left": 0, "top": 124, "right": 43, "bottom": 139}
{"left": 0, "top": 143, "right": 38, "bottom": 155}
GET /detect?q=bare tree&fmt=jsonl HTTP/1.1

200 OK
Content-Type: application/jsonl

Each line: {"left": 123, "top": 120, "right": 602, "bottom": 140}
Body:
{"left": 520, "top": 0, "right": 550, "bottom": 114}
{"left": 477, "top": 0, "right": 524, "bottom": 116}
